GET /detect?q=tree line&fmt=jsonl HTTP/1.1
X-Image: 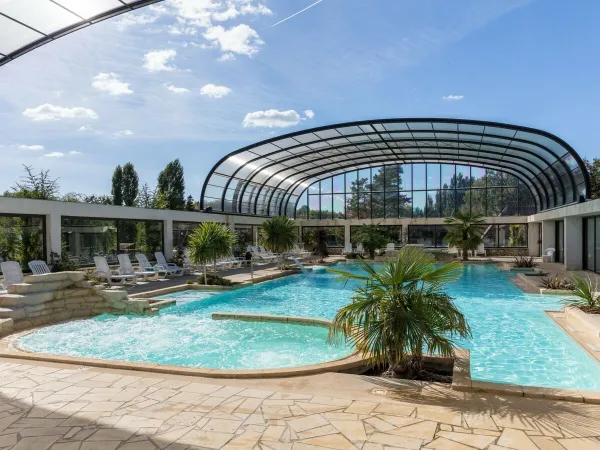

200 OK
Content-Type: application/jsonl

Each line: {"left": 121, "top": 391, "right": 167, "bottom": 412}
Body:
{"left": 3, "top": 159, "right": 198, "bottom": 211}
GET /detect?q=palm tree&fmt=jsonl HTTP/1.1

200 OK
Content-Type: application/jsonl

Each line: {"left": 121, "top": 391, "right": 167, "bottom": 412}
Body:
{"left": 311, "top": 228, "right": 329, "bottom": 262}
{"left": 259, "top": 217, "right": 298, "bottom": 267}
{"left": 443, "top": 212, "right": 486, "bottom": 261}
{"left": 188, "top": 222, "right": 237, "bottom": 284}
{"left": 352, "top": 224, "right": 388, "bottom": 259}
{"left": 328, "top": 248, "right": 471, "bottom": 377}
{"left": 564, "top": 273, "right": 600, "bottom": 313}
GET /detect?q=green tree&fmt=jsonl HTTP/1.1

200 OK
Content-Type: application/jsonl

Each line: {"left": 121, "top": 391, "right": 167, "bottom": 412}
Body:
{"left": 585, "top": 158, "right": 600, "bottom": 199}
{"left": 352, "top": 224, "right": 388, "bottom": 259}
{"left": 328, "top": 248, "right": 470, "bottom": 377}
{"left": 185, "top": 195, "right": 196, "bottom": 211}
{"left": 111, "top": 165, "right": 123, "bottom": 206}
{"left": 84, "top": 194, "right": 113, "bottom": 205}
{"left": 137, "top": 183, "right": 153, "bottom": 208}
{"left": 303, "top": 228, "right": 328, "bottom": 262}
{"left": 8, "top": 165, "right": 59, "bottom": 200}
{"left": 188, "top": 222, "right": 237, "bottom": 284}
{"left": 61, "top": 192, "right": 83, "bottom": 202}
{"left": 443, "top": 212, "right": 486, "bottom": 261}
{"left": 157, "top": 159, "right": 185, "bottom": 210}
{"left": 259, "top": 217, "right": 297, "bottom": 267}
{"left": 122, "top": 162, "right": 139, "bottom": 207}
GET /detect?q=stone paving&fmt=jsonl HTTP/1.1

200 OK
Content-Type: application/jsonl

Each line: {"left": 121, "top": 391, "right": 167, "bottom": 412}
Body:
{"left": 0, "top": 360, "right": 599, "bottom": 449}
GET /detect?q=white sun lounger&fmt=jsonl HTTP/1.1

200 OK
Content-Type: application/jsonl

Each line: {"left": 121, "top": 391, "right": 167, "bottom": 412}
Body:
{"left": 0, "top": 261, "right": 24, "bottom": 289}
{"left": 28, "top": 260, "right": 51, "bottom": 275}
{"left": 135, "top": 254, "right": 168, "bottom": 279}
{"left": 117, "top": 254, "right": 157, "bottom": 281}
{"left": 155, "top": 252, "right": 184, "bottom": 277}
{"left": 94, "top": 256, "right": 136, "bottom": 285}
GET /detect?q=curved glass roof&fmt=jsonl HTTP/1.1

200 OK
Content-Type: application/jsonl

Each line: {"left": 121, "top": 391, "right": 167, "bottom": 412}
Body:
{"left": 201, "top": 118, "right": 589, "bottom": 217}
{"left": 0, "top": 0, "right": 163, "bottom": 67}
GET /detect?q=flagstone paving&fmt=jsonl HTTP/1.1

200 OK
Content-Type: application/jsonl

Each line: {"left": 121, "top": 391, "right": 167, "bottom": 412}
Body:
{"left": 0, "top": 360, "right": 599, "bottom": 449}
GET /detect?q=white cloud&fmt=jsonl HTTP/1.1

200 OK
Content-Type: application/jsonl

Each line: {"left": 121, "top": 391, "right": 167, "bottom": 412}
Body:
{"left": 92, "top": 73, "right": 133, "bottom": 95}
{"left": 143, "top": 49, "right": 177, "bottom": 72}
{"left": 18, "top": 144, "right": 44, "bottom": 151}
{"left": 203, "top": 24, "right": 263, "bottom": 56}
{"left": 243, "top": 109, "right": 302, "bottom": 128}
{"left": 164, "top": 83, "right": 190, "bottom": 94}
{"left": 69, "top": 151, "right": 82, "bottom": 155}
{"left": 442, "top": 94, "right": 464, "bottom": 101}
{"left": 44, "top": 152, "right": 64, "bottom": 158}
{"left": 168, "top": 25, "right": 197, "bottom": 35}
{"left": 115, "top": 14, "right": 157, "bottom": 30}
{"left": 22, "top": 104, "right": 98, "bottom": 121}
{"left": 304, "top": 110, "right": 315, "bottom": 119}
{"left": 116, "top": 130, "right": 134, "bottom": 137}
{"left": 200, "top": 83, "right": 232, "bottom": 98}
{"left": 217, "top": 52, "right": 236, "bottom": 62}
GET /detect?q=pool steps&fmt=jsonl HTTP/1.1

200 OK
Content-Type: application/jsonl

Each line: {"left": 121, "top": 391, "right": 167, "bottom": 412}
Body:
{"left": 211, "top": 312, "right": 330, "bottom": 328}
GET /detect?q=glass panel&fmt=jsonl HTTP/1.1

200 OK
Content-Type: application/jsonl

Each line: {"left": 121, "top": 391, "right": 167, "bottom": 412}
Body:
{"left": 519, "top": 182, "right": 536, "bottom": 215}
{"left": 117, "top": 220, "right": 163, "bottom": 261}
{"left": 233, "top": 225, "right": 254, "bottom": 256}
{"left": 441, "top": 190, "right": 455, "bottom": 217}
{"left": 309, "top": 181, "right": 319, "bottom": 194}
{"left": 308, "top": 195, "right": 320, "bottom": 219}
{"left": 384, "top": 165, "right": 399, "bottom": 191}
{"left": 413, "top": 164, "right": 426, "bottom": 190}
{"left": 320, "top": 195, "right": 333, "bottom": 219}
{"left": 413, "top": 191, "right": 426, "bottom": 218}
{"left": 426, "top": 190, "right": 440, "bottom": 218}
{"left": 0, "top": 15, "right": 43, "bottom": 54}
{"left": 346, "top": 194, "right": 358, "bottom": 219}
{"left": 471, "top": 167, "right": 486, "bottom": 188}
{"left": 379, "top": 226, "right": 402, "bottom": 246}
{"left": 503, "top": 188, "right": 518, "bottom": 216}
{"left": 470, "top": 189, "right": 486, "bottom": 216}
{"left": 504, "top": 173, "right": 518, "bottom": 187}
{"left": 409, "top": 226, "right": 434, "bottom": 246}
{"left": 344, "top": 171, "right": 357, "bottom": 192}
{"left": 427, "top": 164, "right": 440, "bottom": 189}
{"left": 483, "top": 225, "right": 498, "bottom": 248}
{"left": 54, "top": 0, "right": 122, "bottom": 19}
{"left": 173, "top": 222, "right": 201, "bottom": 248}
{"left": 0, "top": 215, "right": 44, "bottom": 271}
{"left": 399, "top": 164, "right": 412, "bottom": 190}
{"left": 370, "top": 193, "right": 384, "bottom": 218}
{"left": 456, "top": 189, "right": 469, "bottom": 215}
{"left": 499, "top": 224, "right": 528, "bottom": 247}
{"left": 585, "top": 218, "right": 595, "bottom": 272}
{"left": 456, "top": 166, "right": 471, "bottom": 188}
{"left": 436, "top": 226, "right": 449, "bottom": 247}
{"left": 399, "top": 192, "right": 412, "bottom": 217}
{"left": 486, "top": 169, "right": 503, "bottom": 187}
{"left": 333, "top": 194, "right": 345, "bottom": 219}
{"left": 441, "top": 164, "right": 455, "bottom": 189}
{"left": 61, "top": 217, "right": 117, "bottom": 266}
{"left": 358, "top": 168, "right": 371, "bottom": 190}
{"left": 385, "top": 192, "right": 399, "bottom": 218}
{"left": 358, "top": 191, "right": 371, "bottom": 219}
{"left": 332, "top": 175, "right": 344, "bottom": 193}
{"left": 303, "top": 227, "right": 344, "bottom": 248}
{"left": 487, "top": 188, "right": 502, "bottom": 216}
{"left": 1, "top": 0, "right": 80, "bottom": 34}
{"left": 320, "top": 178, "right": 332, "bottom": 194}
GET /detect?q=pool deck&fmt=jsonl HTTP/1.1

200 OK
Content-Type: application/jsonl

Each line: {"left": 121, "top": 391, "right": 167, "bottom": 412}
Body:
{"left": 0, "top": 356, "right": 598, "bottom": 450}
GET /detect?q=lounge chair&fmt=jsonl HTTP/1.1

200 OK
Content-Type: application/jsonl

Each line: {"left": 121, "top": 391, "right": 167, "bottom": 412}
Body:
{"left": 542, "top": 247, "right": 555, "bottom": 263}
{"left": 355, "top": 244, "right": 367, "bottom": 257}
{"left": 258, "top": 245, "right": 280, "bottom": 258}
{"left": 0, "top": 261, "right": 24, "bottom": 289}
{"left": 155, "top": 252, "right": 184, "bottom": 277}
{"left": 246, "top": 246, "right": 275, "bottom": 264}
{"left": 385, "top": 243, "right": 396, "bottom": 257}
{"left": 28, "top": 260, "right": 51, "bottom": 275}
{"left": 117, "top": 254, "right": 157, "bottom": 281}
{"left": 447, "top": 246, "right": 460, "bottom": 257}
{"left": 472, "top": 243, "right": 487, "bottom": 257}
{"left": 341, "top": 243, "right": 354, "bottom": 256}
{"left": 136, "top": 254, "right": 168, "bottom": 279}
{"left": 93, "top": 256, "right": 136, "bottom": 285}
{"left": 292, "top": 244, "right": 311, "bottom": 257}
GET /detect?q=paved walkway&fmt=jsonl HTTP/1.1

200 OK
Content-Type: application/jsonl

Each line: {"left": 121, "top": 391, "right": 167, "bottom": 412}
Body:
{"left": 0, "top": 358, "right": 598, "bottom": 449}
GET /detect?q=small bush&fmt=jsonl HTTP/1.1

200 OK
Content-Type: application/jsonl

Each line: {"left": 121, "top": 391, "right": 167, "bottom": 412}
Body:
{"left": 540, "top": 275, "right": 573, "bottom": 290}
{"left": 49, "top": 251, "right": 78, "bottom": 272}
{"left": 513, "top": 256, "right": 537, "bottom": 268}
{"left": 195, "top": 273, "right": 233, "bottom": 286}
{"left": 563, "top": 274, "right": 600, "bottom": 313}
{"left": 344, "top": 253, "right": 360, "bottom": 260}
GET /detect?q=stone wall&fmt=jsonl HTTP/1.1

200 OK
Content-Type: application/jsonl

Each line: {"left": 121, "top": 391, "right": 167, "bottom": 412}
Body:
{"left": 485, "top": 248, "right": 529, "bottom": 257}
{"left": 0, "top": 272, "right": 155, "bottom": 337}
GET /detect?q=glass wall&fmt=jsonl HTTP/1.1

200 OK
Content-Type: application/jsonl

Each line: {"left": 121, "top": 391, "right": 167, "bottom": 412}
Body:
{"left": 234, "top": 224, "right": 259, "bottom": 257}
{"left": 482, "top": 224, "right": 528, "bottom": 248}
{"left": 173, "top": 222, "right": 202, "bottom": 249}
{"left": 408, "top": 226, "right": 448, "bottom": 247}
{"left": 584, "top": 217, "right": 600, "bottom": 274}
{"left": 302, "top": 227, "right": 345, "bottom": 248}
{"left": 350, "top": 225, "right": 403, "bottom": 246}
{"left": 296, "top": 164, "right": 536, "bottom": 219}
{"left": 61, "top": 217, "right": 163, "bottom": 265}
{"left": 0, "top": 214, "right": 45, "bottom": 271}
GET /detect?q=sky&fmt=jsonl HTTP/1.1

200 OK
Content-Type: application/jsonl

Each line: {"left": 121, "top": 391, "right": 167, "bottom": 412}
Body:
{"left": 0, "top": 0, "right": 599, "bottom": 200}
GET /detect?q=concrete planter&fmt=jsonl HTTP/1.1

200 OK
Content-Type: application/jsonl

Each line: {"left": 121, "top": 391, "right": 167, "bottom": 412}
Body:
{"left": 565, "top": 306, "right": 600, "bottom": 337}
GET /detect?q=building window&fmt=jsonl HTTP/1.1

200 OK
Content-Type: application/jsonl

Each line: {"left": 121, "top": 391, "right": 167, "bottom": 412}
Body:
{"left": 173, "top": 222, "right": 202, "bottom": 248}
{"left": 0, "top": 214, "right": 45, "bottom": 271}
{"left": 407, "top": 225, "right": 447, "bottom": 247}
{"left": 302, "top": 226, "right": 345, "bottom": 248}
{"left": 350, "top": 225, "right": 403, "bottom": 246}
{"left": 295, "top": 164, "right": 535, "bottom": 219}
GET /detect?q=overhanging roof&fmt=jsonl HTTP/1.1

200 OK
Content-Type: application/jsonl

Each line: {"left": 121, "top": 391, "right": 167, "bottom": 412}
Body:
{"left": 0, "top": 0, "right": 164, "bottom": 68}
{"left": 200, "top": 118, "right": 589, "bottom": 216}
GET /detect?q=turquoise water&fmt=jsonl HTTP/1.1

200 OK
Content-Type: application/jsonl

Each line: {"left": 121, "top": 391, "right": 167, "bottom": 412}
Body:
{"left": 18, "top": 264, "right": 600, "bottom": 390}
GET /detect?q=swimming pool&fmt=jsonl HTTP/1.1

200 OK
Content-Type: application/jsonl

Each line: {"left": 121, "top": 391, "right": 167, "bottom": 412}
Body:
{"left": 17, "top": 264, "right": 600, "bottom": 390}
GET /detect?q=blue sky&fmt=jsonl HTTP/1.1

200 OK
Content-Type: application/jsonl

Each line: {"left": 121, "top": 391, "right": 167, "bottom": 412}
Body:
{"left": 0, "top": 0, "right": 599, "bottom": 199}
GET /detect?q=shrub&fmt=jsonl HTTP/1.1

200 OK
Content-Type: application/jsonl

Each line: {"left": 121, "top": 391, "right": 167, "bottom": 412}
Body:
{"left": 49, "top": 250, "right": 78, "bottom": 272}
{"left": 195, "top": 273, "right": 233, "bottom": 286}
{"left": 564, "top": 273, "right": 600, "bottom": 313}
{"left": 540, "top": 275, "right": 573, "bottom": 290}
{"left": 513, "top": 256, "right": 537, "bottom": 268}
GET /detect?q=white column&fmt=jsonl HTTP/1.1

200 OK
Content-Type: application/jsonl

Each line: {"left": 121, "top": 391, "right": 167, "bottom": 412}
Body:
{"left": 527, "top": 223, "right": 540, "bottom": 256}
{"left": 564, "top": 216, "right": 583, "bottom": 270}
{"left": 45, "top": 213, "right": 62, "bottom": 260}
{"left": 344, "top": 223, "right": 351, "bottom": 246}
{"left": 541, "top": 220, "right": 555, "bottom": 254}
{"left": 163, "top": 219, "right": 174, "bottom": 257}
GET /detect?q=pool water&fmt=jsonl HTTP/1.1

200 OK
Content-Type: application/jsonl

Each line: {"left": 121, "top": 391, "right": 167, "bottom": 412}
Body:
{"left": 18, "top": 264, "right": 600, "bottom": 390}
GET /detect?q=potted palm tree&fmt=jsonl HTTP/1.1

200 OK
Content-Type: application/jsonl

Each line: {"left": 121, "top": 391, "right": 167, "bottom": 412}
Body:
{"left": 259, "top": 216, "right": 298, "bottom": 268}
{"left": 188, "top": 222, "right": 237, "bottom": 285}
{"left": 328, "top": 247, "right": 471, "bottom": 378}
{"left": 352, "top": 224, "right": 388, "bottom": 259}
{"left": 443, "top": 212, "right": 486, "bottom": 261}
